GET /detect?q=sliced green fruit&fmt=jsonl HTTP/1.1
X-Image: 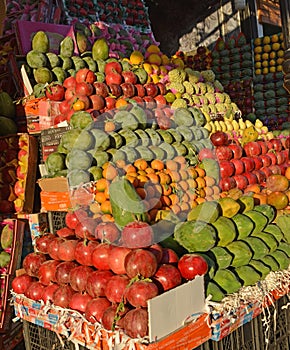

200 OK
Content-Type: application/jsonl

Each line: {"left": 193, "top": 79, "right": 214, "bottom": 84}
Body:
{"left": 277, "top": 242, "right": 290, "bottom": 257}
{"left": 237, "top": 195, "right": 255, "bottom": 213}
{"left": 206, "top": 281, "right": 225, "bottom": 302}
{"left": 145, "top": 128, "right": 161, "bottom": 146}
{"left": 263, "top": 224, "right": 283, "bottom": 242}
{"left": 244, "top": 210, "right": 268, "bottom": 235}
{"left": 134, "top": 129, "right": 151, "bottom": 147}
{"left": 135, "top": 145, "right": 154, "bottom": 162}
{"left": 254, "top": 204, "right": 276, "bottom": 223}
{"left": 210, "top": 246, "right": 233, "bottom": 269}
{"left": 243, "top": 236, "right": 269, "bottom": 259}
{"left": 262, "top": 255, "right": 280, "bottom": 271}
{"left": 270, "top": 250, "right": 289, "bottom": 270}
{"left": 156, "top": 129, "right": 174, "bottom": 144}
{"left": 252, "top": 232, "right": 278, "bottom": 253}
{"left": 249, "top": 260, "right": 271, "bottom": 279}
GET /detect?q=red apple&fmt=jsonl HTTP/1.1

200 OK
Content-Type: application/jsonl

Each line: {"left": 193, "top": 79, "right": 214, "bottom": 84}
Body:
{"left": 121, "top": 82, "right": 136, "bottom": 98}
{"left": 154, "top": 95, "right": 167, "bottom": 106}
{"left": 219, "top": 160, "right": 235, "bottom": 178}
{"left": 252, "top": 170, "right": 266, "bottom": 183}
{"left": 104, "top": 61, "right": 123, "bottom": 75}
{"left": 276, "top": 151, "right": 287, "bottom": 165}
{"left": 89, "top": 95, "right": 106, "bottom": 111}
{"left": 105, "top": 96, "right": 116, "bottom": 110}
{"left": 215, "top": 146, "right": 233, "bottom": 161}
{"left": 231, "top": 158, "right": 245, "bottom": 175}
{"left": 108, "top": 83, "right": 122, "bottom": 98}
{"left": 93, "top": 82, "right": 109, "bottom": 97}
{"left": 105, "top": 71, "right": 123, "bottom": 85}
{"left": 75, "top": 82, "right": 94, "bottom": 96}
{"left": 228, "top": 143, "right": 243, "bottom": 159}
{"left": 156, "top": 82, "right": 167, "bottom": 95}
{"left": 135, "top": 84, "right": 146, "bottom": 97}
{"left": 219, "top": 177, "right": 237, "bottom": 192}
{"left": 260, "top": 166, "right": 273, "bottom": 178}
{"left": 63, "top": 76, "right": 76, "bottom": 89}
{"left": 241, "top": 157, "right": 255, "bottom": 172}
{"left": 121, "top": 71, "right": 138, "bottom": 84}
{"left": 266, "top": 152, "right": 277, "bottom": 165}
{"left": 259, "top": 154, "right": 272, "bottom": 167}
{"left": 268, "top": 164, "right": 282, "bottom": 175}
{"left": 131, "top": 96, "right": 144, "bottom": 104}
{"left": 256, "top": 140, "right": 268, "bottom": 154}
{"left": 243, "top": 172, "right": 258, "bottom": 185}
{"left": 268, "top": 138, "right": 283, "bottom": 152}
{"left": 75, "top": 68, "right": 96, "bottom": 84}
{"left": 144, "top": 83, "right": 159, "bottom": 97}
{"left": 252, "top": 156, "right": 263, "bottom": 170}
{"left": 210, "top": 131, "right": 229, "bottom": 147}
{"left": 143, "top": 95, "right": 155, "bottom": 106}
{"left": 244, "top": 141, "right": 261, "bottom": 157}
{"left": 233, "top": 175, "right": 249, "bottom": 190}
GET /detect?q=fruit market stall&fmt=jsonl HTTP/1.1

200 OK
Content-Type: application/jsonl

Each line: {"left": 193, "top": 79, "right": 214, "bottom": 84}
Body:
{"left": 0, "top": 2, "right": 290, "bottom": 349}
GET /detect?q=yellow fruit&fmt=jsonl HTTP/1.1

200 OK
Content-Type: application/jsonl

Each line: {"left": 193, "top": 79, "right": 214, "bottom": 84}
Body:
{"left": 272, "top": 42, "right": 280, "bottom": 51}
{"left": 262, "top": 60, "right": 268, "bottom": 67}
{"left": 165, "top": 92, "right": 176, "bottom": 103}
{"left": 263, "top": 44, "right": 271, "bottom": 53}
{"left": 151, "top": 74, "right": 160, "bottom": 83}
{"left": 269, "top": 59, "right": 276, "bottom": 66}
{"left": 277, "top": 57, "right": 284, "bottom": 65}
{"left": 142, "top": 62, "right": 153, "bottom": 74}
{"left": 277, "top": 65, "right": 283, "bottom": 72}
{"left": 262, "top": 67, "right": 269, "bottom": 74}
{"left": 171, "top": 57, "right": 184, "bottom": 68}
{"left": 254, "top": 46, "right": 262, "bottom": 54}
{"left": 130, "top": 50, "right": 144, "bottom": 65}
{"left": 262, "top": 52, "right": 269, "bottom": 60}
{"left": 255, "top": 68, "right": 262, "bottom": 75}
{"left": 269, "top": 51, "right": 276, "bottom": 59}
{"left": 147, "top": 53, "right": 162, "bottom": 66}
{"left": 263, "top": 36, "right": 271, "bottom": 45}
{"left": 161, "top": 54, "right": 170, "bottom": 65}
{"left": 151, "top": 63, "right": 160, "bottom": 73}
{"left": 281, "top": 41, "right": 285, "bottom": 49}
{"left": 255, "top": 53, "right": 262, "bottom": 61}
{"left": 175, "top": 92, "right": 182, "bottom": 99}
{"left": 146, "top": 44, "right": 160, "bottom": 53}
{"left": 277, "top": 50, "right": 284, "bottom": 58}
{"left": 254, "top": 37, "right": 262, "bottom": 46}
{"left": 255, "top": 62, "right": 261, "bottom": 69}
{"left": 271, "top": 34, "right": 279, "bottom": 43}
{"left": 159, "top": 65, "right": 168, "bottom": 76}
{"left": 269, "top": 66, "right": 276, "bottom": 73}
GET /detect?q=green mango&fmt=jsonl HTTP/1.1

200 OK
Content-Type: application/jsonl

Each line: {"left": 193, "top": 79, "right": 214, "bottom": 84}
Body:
{"left": 88, "top": 166, "right": 103, "bottom": 181}
{"left": 252, "top": 232, "right": 278, "bottom": 253}
{"left": 174, "top": 220, "right": 217, "bottom": 252}
{"left": 109, "top": 177, "right": 148, "bottom": 228}
{"left": 59, "top": 56, "right": 73, "bottom": 70}
{"left": 227, "top": 240, "right": 253, "bottom": 267}
{"left": 187, "top": 200, "right": 221, "bottom": 223}
{"left": 135, "top": 145, "right": 154, "bottom": 161}
{"left": 237, "top": 195, "right": 255, "bottom": 213}
{"left": 270, "top": 250, "right": 289, "bottom": 270}
{"left": 156, "top": 129, "right": 174, "bottom": 144}
{"left": 244, "top": 210, "right": 268, "bottom": 235}
{"left": 0, "top": 223, "right": 13, "bottom": 249}
{"left": 60, "top": 36, "right": 74, "bottom": 58}
{"left": 277, "top": 242, "right": 290, "bottom": 257}
{"left": 233, "top": 266, "right": 261, "bottom": 287}
{"left": 26, "top": 50, "right": 48, "bottom": 69}
{"left": 145, "top": 128, "right": 161, "bottom": 146}
{"left": 88, "top": 127, "right": 111, "bottom": 151}
{"left": 254, "top": 204, "right": 276, "bottom": 223}
{"left": 210, "top": 246, "right": 233, "bottom": 269}
{"left": 158, "top": 143, "right": 176, "bottom": 160}
{"left": 243, "top": 236, "right": 269, "bottom": 260}
{"left": 174, "top": 107, "right": 194, "bottom": 127}
{"left": 133, "top": 67, "right": 148, "bottom": 84}
{"left": 0, "top": 92, "right": 15, "bottom": 118}
{"left": 108, "top": 131, "right": 124, "bottom": 149}
{"left": 130, "top": 106, "right": 147, "bottom": 129}
{"left": 46, "top": 52, "right": 61, "bottom": 68}
{"left": 263, "top": 223, "right": 283, "bottom": 242}
{"left": 90, "top": 151, "right": 109, "bottom": 167}
{"left": 33, "top": 67, "right": 53, "bottom": 84}
{"left": 92, "top": 38, "right": 109, "bottom": 61}
{"left": 71, "top": 56, "right": 86, "bottom": 70}
{"left": 0, "top": 251, "right": 11, "bottom": 268}
{"left": 83, "top": 56, "right": 97, "bottom": 72}
{"left": 118, "top": 128, "right": 139, "bottom": 147}
{"left": 167, "top": 128, "right": 183, "bottom": 143}
{"left": 70, "top": 111, "right": 93, "bottom": 129}
{"left": 134, "top": 129, "right": 151, "bottom": 147}
{"left": 148, "top": 145, "right": 166, "bottom": 160}
{"left": 212, "top": 216, "right": 237, "bottom": 246}
{"left": 52, "top": 67, "right": 68, "bottom": 83}
{"left": 32, "top": 31, "right": 49, "bottom": 53}
{"left": 213, "top": 269, "right": 242, "bottom": 295}
{"left": 249, "top": 260, "right": 271, "bottom": 279}
{"left": 171, "top": 142, "right": 187, "bottom": 156}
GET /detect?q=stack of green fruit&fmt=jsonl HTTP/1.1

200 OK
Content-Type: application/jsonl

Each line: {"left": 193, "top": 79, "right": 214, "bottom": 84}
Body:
{"left": 174, "top": 196, "right": 290, "bottom": 302}
{"left": 253, "top": 72, "right": 290, "bottom": 130}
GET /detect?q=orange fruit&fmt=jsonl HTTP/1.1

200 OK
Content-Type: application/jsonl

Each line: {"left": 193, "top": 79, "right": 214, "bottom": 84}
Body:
{"left": 145, "top": 167, "right": 155, "bottom": 174}
{"left": 95, "top": 191, "right": 107, "bottom": 204}
{"left": 130, "top": 50, "right": 144, "bottom": 65}
{"left": 196, "top": 177, "right": 206, "bottom": 188}
{"left": 196, "top": 197, "right": 206, "bottom": 204}
{"left": 161, "top": 195, "right": 171, "bottom": 207}
{"left": 115, "top": 98, "right": 128, "bottom": 109}
{"left": 195, "top": 167, "right": 206, "bottom": 178}
{"left": 169, "top": 193, "right": 179, "bottom": 206}
{"left": 100, "top": 200, "right": 112, "bottom": 214}
{"left": 157, "top": 172, "right": 171, "bottom": 185}
{"left": 161, "top": 184, "right": 172, "bottom": 196}
{"left": 173, "top": 155, "right": 187, "bottom": 165}
{"left": 166, "top": 159, "right": 179, "bottom": 171}
{"left": 102, "top": 164, "right": 118, "bottom": 181}
{"left": 267, "top": 191, "right": 289, "bottom": 209}
{"left": 204, "top": 176, "right": 216, "bottom": 187}
{"left": 104, "top": 121, "right": 116, "bottom": 132}
{"left": 101, "top": 214, "right": 114, "bottom": 222}
{"left": 178, "top": 180, "right": 189, "bottom": 191}
{"left": 134, "top": 159, "right": 148, "bottom": 171}
{"left": 124, "top": 164, "right": 137, "bottom": 173}
{"left": 151, "top": 159, "right": 165, "bottom": 171}
{"left": 171, "top": 204, "right": 181, "bottom": 215}
{"left": 266, "top": 174, "right": 289, "bottom": 192}
{"left": 126, "top": 175, "right": 139, "bottom": 187}
{"left": 115, "top": 159, "right": 126, "bottom": 169}
{"left": 95, "top": 178, "right": 110, "bottom": 192}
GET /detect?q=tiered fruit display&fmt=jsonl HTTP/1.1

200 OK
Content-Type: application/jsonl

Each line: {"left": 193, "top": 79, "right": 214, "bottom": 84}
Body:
{"left": 253, "top": 33, "right": 284, "bottom": 76}
{"left": 211, "top": 33, "right": 254, "bottom": 118}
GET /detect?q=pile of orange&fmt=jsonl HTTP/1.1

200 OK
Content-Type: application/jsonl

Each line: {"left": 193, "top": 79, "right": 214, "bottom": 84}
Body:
{"left": 90, "top": 156, "right": 220, "bottom": 223}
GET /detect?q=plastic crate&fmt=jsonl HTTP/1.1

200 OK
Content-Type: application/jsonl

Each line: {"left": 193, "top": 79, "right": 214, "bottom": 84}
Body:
{"left": 22, "top": 320, "right": 87, "bottom": 350}
{"left": 47, "top": 211, "right": 67, "bottom": 233}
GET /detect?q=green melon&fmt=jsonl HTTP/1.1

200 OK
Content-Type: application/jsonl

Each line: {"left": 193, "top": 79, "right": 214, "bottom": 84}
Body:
{"left": 254, "top": 204, "right": 276, "bottom": 223}
{"left": 262, "top": 255, "right": 280, "bottom": 271}
{"left": 212, "top": 216, "right": 237, "bottom": 246}
{"left": 232, "top": 213, "right": 254, "bottom": 239}
{"left": 210, "top": 246, "right": 233, "bottom": 269}
{"left": 253, "top": 232, "right": 278, "bottom": 253}
{"left": 213, "top": 269, "right": 242, "bottom": 294}
{"left": 263, "top": 224, "right": 284, "bottom": 243}
{"left": 226, "top": 240, "right": 253, "bottom": 267}
{"left": 233, "top": 265, "right": 261, "bottom": 286}
{"left": 249, "top": 260, "right": 271, "bottom": 279}
{"left": 244, "top": 210, "right": 268, "bottom": 235}
{"left": 243, "top": 237, "right": 269, "bottom": 260}
{"left": 206, "top": 281, "right": 225, "bottom": 302}
{"left": 270, "top": 250, "right": 289, "bottom": 270}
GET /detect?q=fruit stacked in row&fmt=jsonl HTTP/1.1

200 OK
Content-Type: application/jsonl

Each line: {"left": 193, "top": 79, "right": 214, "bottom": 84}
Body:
{"left": 174, "top": 196, "right": 290, "bottom": 302}
{"left": 12, "top": 212, "right": 208, "bottom": 339}
{"left": 253, "top": 72, "right": 290, "bottom": 130}
{"left": 0, "top": 221, "right": 14, "bottom": 269}
{"left": 206, "top": 131, "right": 290, "bottom": 200}
{"left": 44, "top": 105, "right": 213, "bottom": 184}
{"left": 253, "top": 33, "right": 284, "bottom": 75}
{"left": 210, "top": 34, "right": 254, "bottom": 119}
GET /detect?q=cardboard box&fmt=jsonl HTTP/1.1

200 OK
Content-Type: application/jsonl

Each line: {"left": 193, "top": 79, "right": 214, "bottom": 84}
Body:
{"left": 38, "top": 177, "right": 95, "bottom": 212}
{"left": 13, "top": 276, "right": 210, "bottom": 349}
{"left": 17, "top": 212, "right": 49, "bottom": 244}
{"left": 40, "top": 126, "right": 72, "bottom": 162}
